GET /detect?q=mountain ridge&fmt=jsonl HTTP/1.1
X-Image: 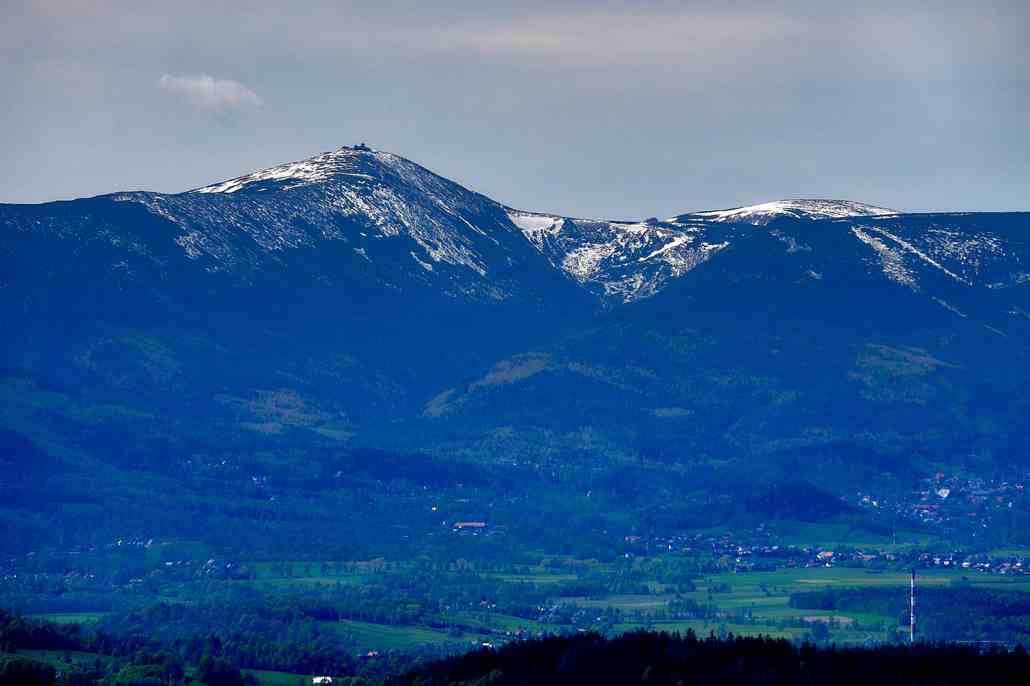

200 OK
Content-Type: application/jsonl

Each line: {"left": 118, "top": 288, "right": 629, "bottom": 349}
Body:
{"left": 7, "top": 144, "right": 1020, "bottom": 309}
{"left": 2, "top": 144, "right": 1028, "bottom": 495}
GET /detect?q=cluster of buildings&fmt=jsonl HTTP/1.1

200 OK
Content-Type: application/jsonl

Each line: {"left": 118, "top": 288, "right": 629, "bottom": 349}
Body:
{"left": 615, "top": 525, "right": 1030, "bottom": 576}
{"left": 853, "top": 472, "right": 1026, "bottom": 529}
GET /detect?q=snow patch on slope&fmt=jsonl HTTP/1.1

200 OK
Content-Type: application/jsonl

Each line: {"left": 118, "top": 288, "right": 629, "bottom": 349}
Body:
{"left": 507, "top": 211, "right": 564, "bottom": 237}
{"left": 851, "top": 226, "right": 918, "bottom": 287}
{"left": 562, "top": 242, "right": 617, "bottom": 281}
{"left": 852, "top": 224, "right": 975, "bottom": 289}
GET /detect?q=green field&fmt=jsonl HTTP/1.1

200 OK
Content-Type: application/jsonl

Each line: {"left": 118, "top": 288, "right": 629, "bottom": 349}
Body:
{"left": 488, "top": 564, "right": 1030, "bottom": 644}
{"left": 307, "top": 566, "right": 992, "bottom": 649}
{"left": 445, "top": 611, "right": 554, "bottom": 634}
{"left": 11, "top": 649, "right": 111, "bottom": 668}
{"left": 570, "top": 593, "right": 675, "bottom": 611}
{"left": 27, "top": 612, "right": 107, "bottom": 624}
{"left": 326, "top": 618, "right": 472, "bottom": 651}
{"left": 484, "top": 572, "right": 579, "bottom": 584}
{"left": 244, "top": 667, "right": 312, "bottom": 686}
{"left": 15, "top": 561, "right": 1029, "bottom": 665}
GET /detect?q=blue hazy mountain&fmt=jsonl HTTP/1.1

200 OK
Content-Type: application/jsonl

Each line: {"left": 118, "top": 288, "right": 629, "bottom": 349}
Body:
{"left": 2, "top": 145, "right": 1029, "bottom": 506}
{"left": 1, "top": 146, "right": 592, "bottom": 426}
{"left": 423, "top": 208, "right": 1030, "bottom": 486}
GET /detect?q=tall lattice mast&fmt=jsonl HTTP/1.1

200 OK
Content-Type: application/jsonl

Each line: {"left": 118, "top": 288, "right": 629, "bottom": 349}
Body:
{"left": 909, "top": 569, "right": 916, "bottom": 644}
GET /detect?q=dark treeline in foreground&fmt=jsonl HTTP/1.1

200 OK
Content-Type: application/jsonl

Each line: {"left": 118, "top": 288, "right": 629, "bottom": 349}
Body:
{"left": 4, "top": 609, "right": 1030, "bottom": 686}
{"left": 392, "top": 631, "right": 1030, "bottom": 686}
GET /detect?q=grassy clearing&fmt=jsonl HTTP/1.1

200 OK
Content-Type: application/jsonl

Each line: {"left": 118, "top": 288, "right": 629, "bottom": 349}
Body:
{"left": 243, "top": 667, "right": 311, "bottom": 685}
{"left": 444, "top": 611, "right": 556, "bottom": 634}
{"left": 325, "top": 619, "right": 469, "bottom": 651}
{"left": 484, "top": 573, "right": 578, "bottom": 584}
{"left": 27, "top": 612, "right": 107, "bottom": 624}
{"left": 568, "top": 594, "right": 676, "bottom": 611}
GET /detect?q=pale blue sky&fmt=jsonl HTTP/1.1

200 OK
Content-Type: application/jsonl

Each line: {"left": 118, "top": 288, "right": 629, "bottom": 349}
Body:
{"left": 3, "top": 1, "right": 1028, "bottom": 218}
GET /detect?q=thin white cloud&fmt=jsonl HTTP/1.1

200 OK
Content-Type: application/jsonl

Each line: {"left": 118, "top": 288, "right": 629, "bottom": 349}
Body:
{"left": 157, "top": 74, "right": 261, "bottom": 114}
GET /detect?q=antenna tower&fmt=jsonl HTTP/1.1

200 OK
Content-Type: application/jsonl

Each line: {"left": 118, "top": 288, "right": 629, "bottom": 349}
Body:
{"left": 909, "top": 569, "right": 916, "bottom": 644}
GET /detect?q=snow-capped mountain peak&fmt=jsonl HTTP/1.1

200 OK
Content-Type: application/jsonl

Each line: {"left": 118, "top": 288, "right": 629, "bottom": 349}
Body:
{"left": 192, "top": 145, "right": 397, "bottom": 194}
{"left": 97, "top": 146, "right": 580, "bottom": 304}
{"left": 687, "top": 199, "right": 897, "bottom": 225}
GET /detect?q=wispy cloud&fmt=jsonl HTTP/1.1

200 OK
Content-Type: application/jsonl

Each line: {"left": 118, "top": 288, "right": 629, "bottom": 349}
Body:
{"left": 157, "top": 74, "right": 261, "bottom": 114}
